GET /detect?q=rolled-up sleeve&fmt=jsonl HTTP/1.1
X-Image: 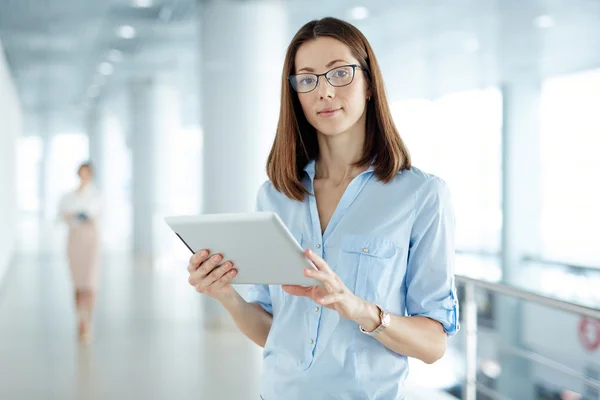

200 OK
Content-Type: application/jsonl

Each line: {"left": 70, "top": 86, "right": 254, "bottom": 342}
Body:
{"left": 246, "top": 181, "right": 273, "bottom": 315}
{"left": 247, "top": 284, "right": 273, "bottom": 315}
{"left": 405, "top": 177, "right": 459, "bottom": 336}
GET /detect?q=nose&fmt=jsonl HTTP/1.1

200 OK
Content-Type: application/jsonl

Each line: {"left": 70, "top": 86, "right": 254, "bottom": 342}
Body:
{"left": 316, "top": 75, "right": 335, "bottom": 100}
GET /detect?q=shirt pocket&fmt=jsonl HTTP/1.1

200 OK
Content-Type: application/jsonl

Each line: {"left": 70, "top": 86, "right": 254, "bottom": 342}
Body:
{"left": 340, "top": 235, "right": 398, "bottom": 303}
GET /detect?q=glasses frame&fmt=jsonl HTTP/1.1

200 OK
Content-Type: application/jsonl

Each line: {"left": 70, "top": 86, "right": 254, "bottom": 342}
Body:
{"left": 288, "top": 64, "right": 361, "bottom": 93}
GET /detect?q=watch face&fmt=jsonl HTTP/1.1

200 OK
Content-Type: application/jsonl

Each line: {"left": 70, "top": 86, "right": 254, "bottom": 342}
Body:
{"left": 382, "top": 310, "right": 391, "bottom": 326}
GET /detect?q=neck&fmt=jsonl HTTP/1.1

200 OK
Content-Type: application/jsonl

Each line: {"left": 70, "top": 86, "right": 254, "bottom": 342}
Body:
{"left": 315, "top": 126, "right": 366, "bottom": 182}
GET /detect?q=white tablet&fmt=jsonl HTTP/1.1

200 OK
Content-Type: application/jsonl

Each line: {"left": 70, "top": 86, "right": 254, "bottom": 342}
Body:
{"left": 164, "top": 212, "right": 319, "bottom": 286}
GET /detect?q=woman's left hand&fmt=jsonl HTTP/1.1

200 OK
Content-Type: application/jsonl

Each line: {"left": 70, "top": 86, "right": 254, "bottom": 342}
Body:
{"left": 282, "top": 248, "right": 366, "bottom": 321}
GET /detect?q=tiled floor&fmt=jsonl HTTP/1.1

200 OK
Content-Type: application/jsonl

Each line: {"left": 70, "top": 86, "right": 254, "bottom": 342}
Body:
{"left": 0, "top": 253, "right": 264, "bottom": 400}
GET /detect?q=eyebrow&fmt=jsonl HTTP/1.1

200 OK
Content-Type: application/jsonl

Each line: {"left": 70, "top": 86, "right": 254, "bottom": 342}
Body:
{"left": 297, "top": 59, "right": 350, "bottom": 73}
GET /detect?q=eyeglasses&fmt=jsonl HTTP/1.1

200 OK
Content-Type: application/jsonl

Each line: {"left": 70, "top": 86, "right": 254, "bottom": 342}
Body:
{"left": 288, "top": 64, "right": 361, "bottom": 93}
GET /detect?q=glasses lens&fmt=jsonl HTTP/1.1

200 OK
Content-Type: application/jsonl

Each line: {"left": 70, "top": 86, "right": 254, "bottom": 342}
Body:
{"left": 326, "top": 66, "right": 355, "bottom": 87}
{"left": 291, "top": 74, "right": 318, "bottom": 93}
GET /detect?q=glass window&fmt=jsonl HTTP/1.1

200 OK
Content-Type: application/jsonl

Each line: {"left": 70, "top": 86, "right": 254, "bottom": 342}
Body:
{"left": 391, "top": 88, "right": 503, "bottom": 254}
{"left": 540, "top": 69, "right": 600, "bottom": 267}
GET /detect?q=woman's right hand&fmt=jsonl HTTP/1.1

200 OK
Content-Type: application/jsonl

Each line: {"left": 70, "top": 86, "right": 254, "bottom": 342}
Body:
{"left": 187, "top": 250, "right": 238, "bottom": 300}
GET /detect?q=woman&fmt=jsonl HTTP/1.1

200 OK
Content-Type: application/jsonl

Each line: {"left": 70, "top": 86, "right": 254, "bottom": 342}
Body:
{"left": 187, "top": 17, "right": 458, "bottom": 399}
{"left": 59, "top": 162, "right": 103, "bottom": 344}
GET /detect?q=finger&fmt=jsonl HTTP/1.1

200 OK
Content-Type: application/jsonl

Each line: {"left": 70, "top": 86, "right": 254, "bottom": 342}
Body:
{"left": 282, "top": 284, "right": 313, "bottom": 297}
{"left": 209, "top": 268, "right": 238, "bottom": 291}
{"left": 190, "top": 249, "right": 210, "bottom": 265}
{"left": 196, "top": 261, "right": 234, "bottom": 290}
{"left": 188, "top": 249, "right": 210, "bottom": 272}
{"left": 196, "top": 253, "right": 223, "bottom": 278}
{"left": 318, "top": 293, "right": 344, "bottom": 305}
{"left": 304, "top": 248, "right": 332, "bottom": 273}
{"left": 304, "top": 268, "right": 337, "bottom": 288}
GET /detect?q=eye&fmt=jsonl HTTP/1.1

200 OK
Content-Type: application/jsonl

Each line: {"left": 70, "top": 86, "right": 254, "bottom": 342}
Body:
{"left": 334, "top": 69, "right": 348, "bottom": 78}
{"left": 300, "top": 77, "right": 315, "bottom": 85}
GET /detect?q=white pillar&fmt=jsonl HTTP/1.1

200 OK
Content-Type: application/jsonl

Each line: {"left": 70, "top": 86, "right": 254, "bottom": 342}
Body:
{"left": 129, "top": 78, "right": 158, "bottom": 258}
{"left": 199, "top": 0, "right": 287, "bottom": 326}
{"left": 87, "top": 102, "right": 105, "bottom": 190}
{"left": 38, "top": 112, "right": 52, "bottom": 222}
{"left": 496, "top": 2, "right": 543, "bottom": 398}
{"left": 501, "top": 78, "right": 543, "bottom": 280}
{"left": 129, "top": 78, "right": 183, "bottom": 259}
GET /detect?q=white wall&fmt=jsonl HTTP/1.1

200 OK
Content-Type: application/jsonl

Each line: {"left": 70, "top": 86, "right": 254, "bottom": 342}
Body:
{"left": 0, "top": 41, "right": 21, "bottom": 284}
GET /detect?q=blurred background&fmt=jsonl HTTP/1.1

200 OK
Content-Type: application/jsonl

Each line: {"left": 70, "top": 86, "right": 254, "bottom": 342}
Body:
{"left": 0, "top": 0, "right": 599, "bottom": 399}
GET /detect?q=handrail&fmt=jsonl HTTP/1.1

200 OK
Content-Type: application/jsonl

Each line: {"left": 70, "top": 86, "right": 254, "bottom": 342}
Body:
{"left": 456, "top": 274, "right": 600, "bottom": 319}
{"left": 456, "top": 274, "right": 600, "bottom": 400}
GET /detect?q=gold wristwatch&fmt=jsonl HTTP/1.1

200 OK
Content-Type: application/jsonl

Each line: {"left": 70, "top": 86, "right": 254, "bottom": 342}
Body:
{"left": 359, "top": 304, "right": 390, "bottom": 336}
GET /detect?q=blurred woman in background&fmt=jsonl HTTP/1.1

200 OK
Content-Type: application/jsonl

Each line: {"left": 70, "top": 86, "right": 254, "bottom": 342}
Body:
{"left": 58, "top": 162, "right": 103, "bottom": 344}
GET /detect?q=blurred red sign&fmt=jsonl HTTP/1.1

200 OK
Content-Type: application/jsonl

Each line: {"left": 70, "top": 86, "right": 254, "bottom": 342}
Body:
{"left": 578, "top": 317, "right": 600, "bottom": 351}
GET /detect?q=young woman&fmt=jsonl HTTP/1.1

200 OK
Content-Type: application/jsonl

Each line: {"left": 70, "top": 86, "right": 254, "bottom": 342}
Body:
{"left": 187, "top": 17, "right": 458, "bottom": 399}
{"left": 59, "top": 162, "right": 103, "bottom": 344}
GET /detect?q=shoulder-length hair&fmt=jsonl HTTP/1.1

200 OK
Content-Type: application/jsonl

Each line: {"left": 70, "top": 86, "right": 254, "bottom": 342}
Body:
{"left": 266, "top": 17, "right": 411, "bottom": 201}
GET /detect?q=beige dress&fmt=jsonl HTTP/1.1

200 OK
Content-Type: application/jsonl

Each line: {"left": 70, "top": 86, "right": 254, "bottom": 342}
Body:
{"left": 58, "top": 184, "right": 103, "bottom": 291}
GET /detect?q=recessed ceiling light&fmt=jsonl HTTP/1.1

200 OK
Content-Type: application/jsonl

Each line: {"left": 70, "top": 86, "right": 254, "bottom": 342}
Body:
{"left": 534, "top": 14, "right": 554, "bottom": 28}
{"left": 117, "top": 25, "right": 136, "bottom": 39}
{"left": 99, "top": 62, "right": 114, "bottom": 76}
{"left": 108, "top": 49, "right": 123, "bottom": 63}
{"left": 351, "top": 6, "right": 369, "bottom": 21}
{"left": 134, "top": 0, "right": 152, "bottom": 7}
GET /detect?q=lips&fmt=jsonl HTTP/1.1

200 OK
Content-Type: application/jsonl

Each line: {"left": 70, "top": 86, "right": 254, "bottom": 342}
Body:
{"left": 318, "top": 107, "right": 342, "bottom": 117}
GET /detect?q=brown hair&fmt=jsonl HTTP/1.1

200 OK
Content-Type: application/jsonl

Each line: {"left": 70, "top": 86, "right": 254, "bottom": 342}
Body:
{"left": 266, "top": 17, "right": 411, "bottom": 201}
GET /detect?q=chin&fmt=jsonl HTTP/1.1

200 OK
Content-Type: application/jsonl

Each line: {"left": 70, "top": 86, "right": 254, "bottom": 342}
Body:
{"left": 314, "top": 122, "right": 352, "bottom": 137}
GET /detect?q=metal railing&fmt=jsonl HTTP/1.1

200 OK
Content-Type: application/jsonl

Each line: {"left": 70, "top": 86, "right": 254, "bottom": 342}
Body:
{"left": 456, "top": 274, "right": 600, "bottom": 400}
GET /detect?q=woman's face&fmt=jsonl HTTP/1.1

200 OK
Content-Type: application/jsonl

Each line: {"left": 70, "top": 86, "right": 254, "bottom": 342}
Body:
{"left": 78, "top": 166, "right": 92, "bottom": 184}
{"left": 294, "top": 37, "right": 370, "bottom": 137}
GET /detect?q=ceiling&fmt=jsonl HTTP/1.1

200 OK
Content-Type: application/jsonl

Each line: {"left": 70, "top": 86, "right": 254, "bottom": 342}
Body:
{"left": 1, "top": 0, "right": 599, "bottom": 135}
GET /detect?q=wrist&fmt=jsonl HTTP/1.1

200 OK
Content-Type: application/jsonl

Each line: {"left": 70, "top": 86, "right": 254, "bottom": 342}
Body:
{"left": 354, "top": 299, "right": 380, "bottom": 332}
{"left": 216, "top": 289, "right": 242, "bottom": 309}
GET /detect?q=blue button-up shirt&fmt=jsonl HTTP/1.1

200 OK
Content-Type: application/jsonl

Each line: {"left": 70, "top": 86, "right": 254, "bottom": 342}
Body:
{"left": 248, "top": 160, "right": 459, "bottom": 400}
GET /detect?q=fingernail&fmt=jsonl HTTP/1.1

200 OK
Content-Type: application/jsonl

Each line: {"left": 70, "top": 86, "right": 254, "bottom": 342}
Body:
{"left": 200, "top": 250, "right": 207, "bottom": 257}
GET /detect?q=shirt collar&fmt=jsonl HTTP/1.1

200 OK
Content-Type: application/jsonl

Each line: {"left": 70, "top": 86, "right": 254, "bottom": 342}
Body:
{"left": 302, "top": 158, "right": 376, "bottom": 181}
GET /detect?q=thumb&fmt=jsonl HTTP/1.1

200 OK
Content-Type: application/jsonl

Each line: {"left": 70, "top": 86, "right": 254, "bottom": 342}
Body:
{"left": 282, "top": 285, "right": 312, "bottom": 297}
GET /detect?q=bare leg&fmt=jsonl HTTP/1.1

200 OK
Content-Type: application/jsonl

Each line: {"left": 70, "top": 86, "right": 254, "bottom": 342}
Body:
{"left": 76, "top": 289, "right": 96, "bottom": 342}
{"left": 75, "top": 290, "right": 82, "bottom": 334}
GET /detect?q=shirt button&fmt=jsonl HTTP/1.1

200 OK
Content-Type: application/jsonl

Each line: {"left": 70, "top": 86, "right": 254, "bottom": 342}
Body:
{"left": 309, "top": 339, "right": 314, "bottom": 344}
{"left": 363, "top": 247, "right": 369, "bottom": 253}
{"left": 316, "top": 244, "right": 321, "bottom": 249}
{"left": 314, "top": 307, "right": 319, "bottom": 312}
